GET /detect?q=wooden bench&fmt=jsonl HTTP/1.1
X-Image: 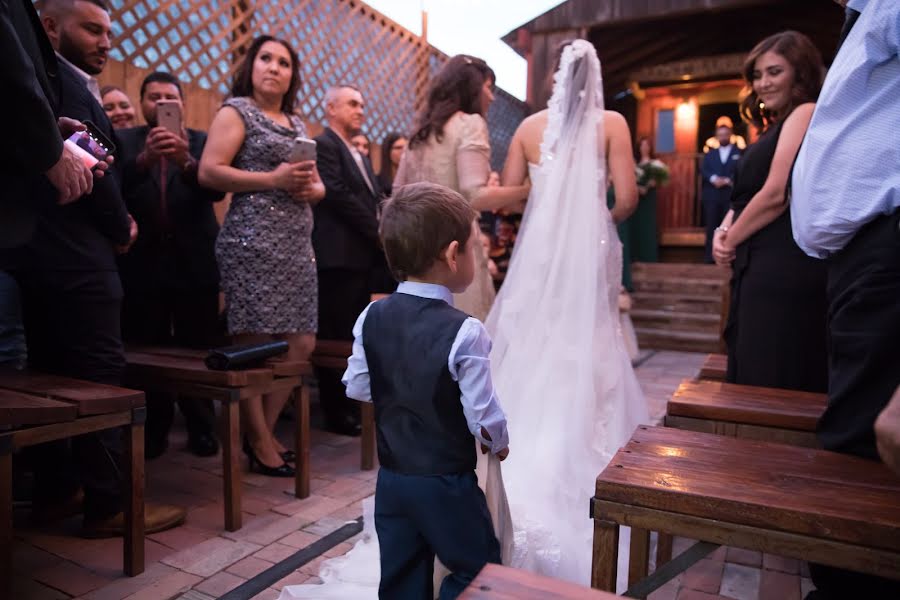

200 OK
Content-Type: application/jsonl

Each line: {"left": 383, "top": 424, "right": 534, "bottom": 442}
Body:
{"left": 124, "top": 346, "right": 310, "bottom": 531}
{"left": 697, "top": 353, "right": 726, "bottom": 381}
{"left": 590, "top": 425, "right": 900, "bottom": 593}
{"left": 0, "top": 372, "right": 146, "bottom": 597}
{"left": 665, "top": 379, "right": 827, "bottom": 447}
{"left": 460, "top": 563, "right": 618, "bottom": 599}
{"left": 311, "top": 339, "right": 376, "bottom": 471}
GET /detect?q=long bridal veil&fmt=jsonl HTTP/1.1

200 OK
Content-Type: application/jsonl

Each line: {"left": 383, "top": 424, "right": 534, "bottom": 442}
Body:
{"left": 279, "top": 40, "right": 647, "bottom": 599}
{"left": 484, "top": 39, "right": 649, "bottom": 585}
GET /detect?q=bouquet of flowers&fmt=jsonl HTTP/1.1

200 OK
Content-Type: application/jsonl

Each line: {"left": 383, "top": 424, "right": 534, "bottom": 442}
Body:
{"left": 635, "top": 159, "right": 670, "bottom": 187}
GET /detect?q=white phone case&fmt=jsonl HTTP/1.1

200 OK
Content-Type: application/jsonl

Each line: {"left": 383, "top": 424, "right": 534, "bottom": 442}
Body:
{"left": 289, "top": 137, "right": 317, "bottom": 163}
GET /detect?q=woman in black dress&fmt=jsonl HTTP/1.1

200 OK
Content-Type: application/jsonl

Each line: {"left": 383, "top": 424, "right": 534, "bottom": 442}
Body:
{"left": 713, "top": 31, "right": 827, "bottom": 393}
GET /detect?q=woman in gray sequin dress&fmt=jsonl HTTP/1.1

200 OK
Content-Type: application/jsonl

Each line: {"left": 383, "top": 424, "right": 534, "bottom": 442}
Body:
{"left": 200, "top": 36, "right": 324, "bottom": 476}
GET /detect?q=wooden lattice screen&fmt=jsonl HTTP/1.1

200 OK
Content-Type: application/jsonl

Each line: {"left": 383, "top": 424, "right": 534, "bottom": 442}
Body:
{"left": 98, "top": 0, "right": 526, "bottom": 170}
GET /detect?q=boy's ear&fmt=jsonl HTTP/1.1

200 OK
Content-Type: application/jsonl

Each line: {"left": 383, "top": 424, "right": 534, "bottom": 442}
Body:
{"left": 443, "top": 240, "right": 460, "bottom": 273}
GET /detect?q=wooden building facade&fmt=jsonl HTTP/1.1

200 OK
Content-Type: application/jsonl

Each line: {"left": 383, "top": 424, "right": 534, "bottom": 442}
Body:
{"left": 503, "top": 0, "right": 844, "bottom": 257}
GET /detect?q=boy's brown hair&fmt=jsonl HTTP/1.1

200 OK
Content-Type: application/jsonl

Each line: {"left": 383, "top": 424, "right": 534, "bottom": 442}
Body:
{"left": 380, "top": 182, "right": 478, "bottom": 281}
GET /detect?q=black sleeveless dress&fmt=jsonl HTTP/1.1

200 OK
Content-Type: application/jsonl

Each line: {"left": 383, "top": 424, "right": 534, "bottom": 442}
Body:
{"left": 723, "top": 120, "right": 828, "bottom": 393}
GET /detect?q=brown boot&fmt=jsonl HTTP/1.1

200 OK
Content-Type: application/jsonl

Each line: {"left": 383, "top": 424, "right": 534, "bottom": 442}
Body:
{"left": 81, "top": 503, "right": 186, "bottom": 538}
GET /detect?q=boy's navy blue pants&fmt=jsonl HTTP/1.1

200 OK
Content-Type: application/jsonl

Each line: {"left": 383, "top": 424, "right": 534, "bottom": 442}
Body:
{"left": 375, "top": 468, "right": 500, "bottom": 600}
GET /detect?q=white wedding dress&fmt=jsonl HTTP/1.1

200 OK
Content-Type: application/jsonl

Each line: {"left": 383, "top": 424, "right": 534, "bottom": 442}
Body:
{"left": 280, "top": 40, "right": 648, "bottom": 599}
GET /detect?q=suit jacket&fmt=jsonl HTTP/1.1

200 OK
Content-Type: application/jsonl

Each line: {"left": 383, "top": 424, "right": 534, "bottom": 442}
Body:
{"left": 313, "top": 127, "right": 381, "bottom": 271}
{"left": 701, "top": 145, "right": 742, "bottom": 206}
{"left": 23, "top": 61, "right": 130, "bottom": 272}
{"left": 0, "top": 0, "right": 62, "bottom": 253}
{"left": 116, "top": 126, "right": 224, "bottom": 292}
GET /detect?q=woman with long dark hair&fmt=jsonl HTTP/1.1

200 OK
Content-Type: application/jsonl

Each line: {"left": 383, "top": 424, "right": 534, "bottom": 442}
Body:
{"left": 394, "top": 55, "right": 529, "bottom": 320}
{"left": 713, "top": 30, "right": 828, "bottom": 392}
{"left": 199, "top": 35, "right": 325, "bottom": 477}
{"left": 376, "top": 131, "right": 407, "bottom": 197}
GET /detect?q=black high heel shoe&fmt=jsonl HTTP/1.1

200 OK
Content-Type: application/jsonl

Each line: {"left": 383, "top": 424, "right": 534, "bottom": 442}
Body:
{"left": 244, "top": 436, "right": 295, "bottom": 463}
{"left": 242, "top": 438, "right": 295, "bottom": 478}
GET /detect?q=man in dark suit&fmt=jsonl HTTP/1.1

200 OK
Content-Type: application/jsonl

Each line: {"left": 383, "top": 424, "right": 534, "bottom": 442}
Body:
{"left": 700, "top": 117, "right": 742, "bottom": 263}
{"left": 314, "top": 85, "right": 382, "bottom": 436}
{"left": 21, "top": 0, "right": 184, "bottom": 537}
{"left": 118, "top": 71, "right": 225, "bottom": 458}
{"left": 0, "top": 0, "right": 97, "bottom": 368}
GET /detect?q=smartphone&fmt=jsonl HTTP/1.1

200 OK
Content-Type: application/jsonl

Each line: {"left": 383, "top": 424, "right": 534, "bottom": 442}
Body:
{"left": 63, "top": 120, "right": 116, "bottom": 169}
{"left": 156, "top": 100, "right": 182, "bottom": 133}
{"left": 289, "top": 137, "right": 317, "bottom": 163}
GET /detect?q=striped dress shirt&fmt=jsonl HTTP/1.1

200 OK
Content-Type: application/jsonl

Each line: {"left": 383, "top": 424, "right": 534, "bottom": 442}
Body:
{"left": 791, "top": 0, "right": 900, "bottom": 259}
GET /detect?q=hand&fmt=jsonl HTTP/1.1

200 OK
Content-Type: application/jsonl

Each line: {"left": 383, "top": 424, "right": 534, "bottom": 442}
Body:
{"left": 57, "top": 117, "right": 85, "bottom": 138}
{"left": 875, "top": 385, "right": 900, "bottom": 476}
{"left": 272, "top": 160, "right": 314, "bottom": 192}
{"left": 638, "top": 185, "right": 648, "bottom": 195}
{"left": 289, "top": 161, "right": 324, "bottom": 203}
{"left": 712, "top": 229, "right": 735, "bottom": 266}
{"left": 116, "top": 213, "right": 139, "bottom": 254}
{"left": 146, "top": 126, "right": 190, "bottom": 166}
{"left": 46, "top": 143, "right": 92, "bottom": 204}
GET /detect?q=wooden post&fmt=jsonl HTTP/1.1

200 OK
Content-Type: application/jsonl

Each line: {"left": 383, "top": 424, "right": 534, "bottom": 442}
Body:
{"left": 124, "top": 409, "right": 145, "bottom": 576}
{"left": 0, "top": 445, "right": 12, "bottom": 598}
{"left": 628, "top": 527, "right": 650, "bottom": 586}
{"left": 223, "top": 398, "right": 242, "bottom": 531}
{"left": 656, "top": 532, "right": 674, "bottom": 569}
{"left": 295, "top": 381, "right": 311, "bottom": 498}
{"left": 591, "top": 519, "right": 619, "bottom": 591}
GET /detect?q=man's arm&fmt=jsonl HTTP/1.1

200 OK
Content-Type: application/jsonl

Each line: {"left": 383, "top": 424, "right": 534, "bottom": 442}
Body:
{"left": 0, "top": 0, "right": 62, "bottom": 174}
{"left": 315, "top": 134, "right": 379, "bottom": 244}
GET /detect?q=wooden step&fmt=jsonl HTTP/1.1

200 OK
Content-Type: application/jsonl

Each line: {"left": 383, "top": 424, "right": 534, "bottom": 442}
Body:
{"left": 631, "top": 308, "right": 721, "bottom": 334}
{"left": 632, "top": 262, "right": 729, "bottom": 281}
{"left": 631, "top": 291, "right": 722, "bottom": 313}
{"left": 635, "top": 326, "right": 722, "bottom": 353}
{"left": 631, "top": 276, "right": 725, "bottom": 296}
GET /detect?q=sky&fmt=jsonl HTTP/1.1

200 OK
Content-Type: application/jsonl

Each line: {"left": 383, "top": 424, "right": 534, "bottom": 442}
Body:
{"left": 363, "top": 0, "right": 566, "bottom": 100}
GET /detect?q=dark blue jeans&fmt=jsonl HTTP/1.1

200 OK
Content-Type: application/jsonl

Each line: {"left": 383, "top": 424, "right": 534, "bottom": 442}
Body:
{"left": 0, "top": 270, "right": 26, "bottom": 369}
{"left": 375, "top": 468, "right": 500, "bottom": 600}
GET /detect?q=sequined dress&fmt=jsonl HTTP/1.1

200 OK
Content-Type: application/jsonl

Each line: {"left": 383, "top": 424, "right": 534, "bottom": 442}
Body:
{"left": 215, "top": 97, "right": 317, "bottom": 334}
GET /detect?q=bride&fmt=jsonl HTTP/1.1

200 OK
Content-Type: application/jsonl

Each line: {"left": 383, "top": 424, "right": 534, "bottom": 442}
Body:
{"left": 279, "top": 39, "right": 648, "bottom": 598}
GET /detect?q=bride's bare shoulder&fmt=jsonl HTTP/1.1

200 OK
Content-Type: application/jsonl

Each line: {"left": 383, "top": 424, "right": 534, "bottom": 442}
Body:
{"left": 602, "top": 110, "right": 628, "bottom": 133}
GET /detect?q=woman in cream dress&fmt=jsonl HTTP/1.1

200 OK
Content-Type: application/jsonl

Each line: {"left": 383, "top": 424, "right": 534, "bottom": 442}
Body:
{"left": 393, "top": 55, "right": 530, "bottom": 321}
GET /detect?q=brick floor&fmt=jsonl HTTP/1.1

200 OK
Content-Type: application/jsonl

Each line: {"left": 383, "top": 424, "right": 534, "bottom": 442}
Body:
{"left": 11, "top": 350, "right": 823, "bottom": 599}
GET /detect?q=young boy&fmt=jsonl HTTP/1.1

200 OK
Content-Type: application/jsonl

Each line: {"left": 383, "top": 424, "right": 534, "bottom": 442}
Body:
{"left": 342, "top": 182, "right": 510, "bottom": 600}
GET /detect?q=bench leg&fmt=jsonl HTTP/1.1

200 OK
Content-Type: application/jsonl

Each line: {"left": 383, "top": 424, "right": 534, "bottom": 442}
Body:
{"left": 223, "top": 399, "right": 242, "bottom": 531}
{"left": 629, "top": 527, "right": 650, "bottom": 586}
{"left": 592, "top": 519, "right": 619, "bottom": 591}
{"left": 0, "top": 450, "right": 12, "bottom": 598}
{"left": 124, "top": 415, "right": 145, "bottom": 576}
{"left": 294, "top": 382, "right": 310, "bottom": 498}
{"left": 656, "top": 532, "right": 674, "bottom": 569}
{"left": 360, "top": 401, "right": 375, "bottom": 471}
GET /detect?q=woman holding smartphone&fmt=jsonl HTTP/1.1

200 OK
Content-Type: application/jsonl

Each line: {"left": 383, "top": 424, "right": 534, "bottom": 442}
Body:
{"left": 199, "top": 35, "right": 324, "bottom": 477}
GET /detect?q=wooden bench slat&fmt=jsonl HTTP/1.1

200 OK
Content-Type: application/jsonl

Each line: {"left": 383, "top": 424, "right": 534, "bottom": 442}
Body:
{"left": 0, "top": 389, "right": 79, "bottom": 426}
{"left": 597, "top": 426, "right": 900, "bottom": 552}
{"left": 127, "top": 345, "right": 312, "bottom": 378}
{"left": 698, "top": 353, "right": 727, "bottom": 381}
{"left": 668, "top": 379, "right": 827, "bottom": 430}
{"left": 0, "top": 372, "right": 144, "bottom": 416}
{"left": 125, "top": 352, "right": 273, "bottom": 387}
{"left": 460, "top": 563, "right": 618, "bottom": 599}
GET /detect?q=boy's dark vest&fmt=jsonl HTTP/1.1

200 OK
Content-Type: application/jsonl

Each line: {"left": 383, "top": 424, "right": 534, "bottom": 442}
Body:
{"left": 362, "top": 293, "right": 476, "bottom": 475}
